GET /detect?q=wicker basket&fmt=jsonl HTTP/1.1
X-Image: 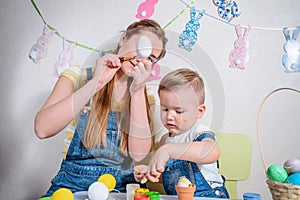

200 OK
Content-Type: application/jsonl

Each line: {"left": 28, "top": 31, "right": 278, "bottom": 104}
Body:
{"left": 256, "top": 88, "right": 300, "bottom": 200}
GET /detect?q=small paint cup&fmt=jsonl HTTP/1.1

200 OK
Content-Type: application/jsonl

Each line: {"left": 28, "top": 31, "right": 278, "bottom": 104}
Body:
{"left": 126, "top": 184, "right": 140, "bottom": 200}
{"left": 243, "top": 192, "right": 262, "bottom": 200}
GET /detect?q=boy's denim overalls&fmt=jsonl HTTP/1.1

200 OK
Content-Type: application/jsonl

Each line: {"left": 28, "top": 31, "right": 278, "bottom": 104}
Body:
{"left": 162, "top": 133, "right": 229, "bottom": 198}
{"left": 42, "top": 68, "right": 136, "bottom": 197}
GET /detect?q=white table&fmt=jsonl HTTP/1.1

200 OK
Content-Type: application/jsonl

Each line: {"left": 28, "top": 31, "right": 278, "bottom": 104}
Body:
{"left": 73, "top": 191, "right": 235, "bottom": 200}
{"left": 108, "top": 193, "right": 234, "bottom": 199}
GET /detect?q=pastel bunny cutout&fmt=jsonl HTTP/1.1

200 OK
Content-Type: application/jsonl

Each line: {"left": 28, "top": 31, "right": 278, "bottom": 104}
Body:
{"left": 178, "top": 7, "right": 205, "bottom": 51}
{"left": 136, "top": 0, "right": 159, "bottom": 19}
{"left": 229, "top": 24, "right": 251, "bottom": 70}
{"left": 29, "top": 25, "right": 55, "bottom": 63}
{"left": 282, "top": 26, "right": 300, "bottom": 73}
{"left": 53, "top": 39, "right": 75, "bottom": 77}
{"left": 147, "top": 62, "right": 161, "bottom": 82}
{"left": 213, "top": 0, "right": 241, "bottom": 22}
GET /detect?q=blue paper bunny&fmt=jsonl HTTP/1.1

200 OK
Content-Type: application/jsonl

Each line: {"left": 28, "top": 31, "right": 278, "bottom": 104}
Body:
{"left": 282, "top": 26, "right": 300, "bottom": 73}
{"left": 213, "top": 0, "right": 240, "bottom": 22}
{"left": 178, "top": 7, "right": 205, "bottom": 51}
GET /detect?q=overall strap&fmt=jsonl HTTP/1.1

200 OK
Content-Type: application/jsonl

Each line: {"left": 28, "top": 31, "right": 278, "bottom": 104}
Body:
{"left": 193, "top": 132, "right": 219, "bottom": 168}
{"left": 85, "top": 67, "right": 93, "bottom": 107}
{"left": 193, "top": 132, "right": 215, "bottom": 142}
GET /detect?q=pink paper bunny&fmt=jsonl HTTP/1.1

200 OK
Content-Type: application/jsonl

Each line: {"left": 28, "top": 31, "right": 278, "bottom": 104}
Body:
{"left": 53, "top": 39, "right": 75, "bottom": 77}
{"left": 136, "top": 0, "right": 159, "bottom": 19}
{"left": 147, "top": 62, "right": 161, "bottom": 82}
{"left": 29, "top": 25, "right": 55, "bottom": 63}
{"left": 229, "top": 24, "right": 251, "bottom": 70}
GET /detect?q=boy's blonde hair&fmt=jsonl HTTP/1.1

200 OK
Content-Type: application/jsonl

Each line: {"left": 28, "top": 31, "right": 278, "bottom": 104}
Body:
{"left": 158, "top": 68, "right": 205, "bottom": 104}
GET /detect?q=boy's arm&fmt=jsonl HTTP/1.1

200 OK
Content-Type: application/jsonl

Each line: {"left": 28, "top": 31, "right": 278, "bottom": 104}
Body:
{"left": 163, "top": 138, "right": 220, "bottom": 163}
{"left": 148, "top": 138, "right": 220, "bottom": 177}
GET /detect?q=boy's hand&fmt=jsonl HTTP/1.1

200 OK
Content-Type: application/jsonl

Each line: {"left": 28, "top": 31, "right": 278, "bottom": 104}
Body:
{"left": 134, "top": 165, "right": 160, "bottom": 183}
{"left": 148, "top": 145, "right": 170, "bottom": 178}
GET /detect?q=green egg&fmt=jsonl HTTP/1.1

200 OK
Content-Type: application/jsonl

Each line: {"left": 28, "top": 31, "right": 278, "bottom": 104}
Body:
{"left": 267, "top": 165, "right": 288, "bottom": 183}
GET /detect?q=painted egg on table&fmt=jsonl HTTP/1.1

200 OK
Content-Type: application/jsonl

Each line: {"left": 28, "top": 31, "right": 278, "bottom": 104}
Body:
{"left": 284, "top": 159, "right": 300, "bottom": 174}
{"left": 285, "top": 173, "right": 300, "bottom": 186}
{"left": 88, "top": 182, "right": 109, "bottom": 200}
{"left": 98, "top": 173, "right": 116, "bottom": 191}
{"left": 52, "top": 188, "right": 74, "bottom": 200}
{"left": 267, "top": 165, "right": 288, "bottom": 183}
{"left": 177, "top": 176, "right": 192, "bottom": 187}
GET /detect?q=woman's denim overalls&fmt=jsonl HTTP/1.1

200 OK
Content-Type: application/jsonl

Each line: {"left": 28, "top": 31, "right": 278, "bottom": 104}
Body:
{"left": 162, "top": 133, "right": 229, "bottom": 199}
{"left": 43, "top": 68, "right": 136, "bottom": 197}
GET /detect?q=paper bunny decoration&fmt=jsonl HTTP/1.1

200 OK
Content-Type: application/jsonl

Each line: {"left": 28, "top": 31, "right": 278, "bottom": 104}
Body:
{"left": 136, "top": 0, "right": 159, "bottom": 19}
{"left": 229, "top": 24, "right": 251, "bottom": 70}
{"left": 282, "top": 26, "right": 300, "bottom": 73}
{"left": 53, "top": 39, "right": 75, "bottom": 77}
{"left": 178, "top": 7, "right": 205, "bottom": 51}
{"left": 213, "top": 0, "right": 241, "bottom": 22}
{"left": 29, "top": 25, "right": 55, "bottom": 63}
{"left": 147, "top": 62, "right": 161, "bottom": 82}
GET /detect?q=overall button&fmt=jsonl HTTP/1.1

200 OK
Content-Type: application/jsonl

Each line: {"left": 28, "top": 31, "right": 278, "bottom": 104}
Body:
{"left": 215, "top": 190, "right": 221, "bottom": 196}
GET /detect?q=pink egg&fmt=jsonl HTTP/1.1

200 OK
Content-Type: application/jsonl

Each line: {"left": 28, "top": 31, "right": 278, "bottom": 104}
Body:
{"left": 284, "top": 159, "right": 300, "bottom": 174}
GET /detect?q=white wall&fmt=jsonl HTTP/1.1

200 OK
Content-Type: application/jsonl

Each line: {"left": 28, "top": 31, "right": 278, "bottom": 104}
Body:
{"left": 1, "top": 0, "right": 299, "bottom": 199}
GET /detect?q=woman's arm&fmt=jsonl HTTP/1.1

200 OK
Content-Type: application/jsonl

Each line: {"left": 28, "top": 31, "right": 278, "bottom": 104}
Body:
{"left": 128, "top": 86, "right": 152, "bottom": 162}
{"left": 34, "top": 55, "right": 121, "bottom": 139}
{"left": 34, "top": 76, "right": 98, "bottom": 139}
{"left": 128, "top": 59, "right": 153, "bottom": 162}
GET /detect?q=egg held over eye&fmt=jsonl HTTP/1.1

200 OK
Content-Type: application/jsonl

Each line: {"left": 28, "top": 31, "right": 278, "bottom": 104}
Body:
{"left": 136, "top": 35, "right": 152, "bottom": 58}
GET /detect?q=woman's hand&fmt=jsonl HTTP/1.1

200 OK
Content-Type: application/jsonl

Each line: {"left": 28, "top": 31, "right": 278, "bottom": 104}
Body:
{"left": 134, "top": 165, "right": 149, "bottom": 183}
{"left": 92, "top": 54, "right": 122, "bottom": 91}
{"left": 129, "top": 58, "right": 152, "bottom": 94}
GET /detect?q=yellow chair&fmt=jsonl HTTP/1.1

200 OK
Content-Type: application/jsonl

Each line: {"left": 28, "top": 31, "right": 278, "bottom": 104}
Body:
{"left": 217, "top": 133, "right": 253, "bottom": 199}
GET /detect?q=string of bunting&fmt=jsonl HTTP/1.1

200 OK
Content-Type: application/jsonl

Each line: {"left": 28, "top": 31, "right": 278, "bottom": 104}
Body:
{"left": 29, "top": 0, "right": 300, "bottom": 74}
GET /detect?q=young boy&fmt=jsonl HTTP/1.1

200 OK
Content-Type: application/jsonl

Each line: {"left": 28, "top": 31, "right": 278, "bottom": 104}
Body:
{"left": 134, "top": 68, "right": 229, "bottom": 198}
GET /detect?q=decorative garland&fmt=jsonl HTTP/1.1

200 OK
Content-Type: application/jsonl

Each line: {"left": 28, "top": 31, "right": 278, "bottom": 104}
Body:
{"left": 29, "top": 0, "right": 300, "bottom": 74}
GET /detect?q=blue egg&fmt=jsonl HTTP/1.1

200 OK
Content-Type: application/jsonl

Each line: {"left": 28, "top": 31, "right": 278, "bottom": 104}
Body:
{"left": 285, "top": 173, "right": 300, "bottom": 186}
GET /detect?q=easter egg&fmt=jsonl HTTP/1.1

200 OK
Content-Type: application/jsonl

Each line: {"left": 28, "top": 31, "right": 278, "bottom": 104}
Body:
{"left": 136, "top": 35, "right": 152, "bottom": 58}
{"left": 267, "top": 165, "right": 288, "bottom": 183}
{"left": 52, "top": 188, "right": 74, "bottom": 200}
{"left": 177, "top": 176, "right": 191, "bottom": 187}
{"left": 284, "top": 159, "right": 300, "bottom": 174}
{"left": 88, "top": 182, "right": 109, "bottom": 200}
{"left": 285, "top": 173, "right": 300, "bottom": 186}
{"left": 98, "top": 173, "right": 116, "bottom": 191}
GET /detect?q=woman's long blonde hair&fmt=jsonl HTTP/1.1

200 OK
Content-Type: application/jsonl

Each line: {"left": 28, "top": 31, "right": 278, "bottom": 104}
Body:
{"left": 83, "top": 19, "right": 168, "bottom": 155}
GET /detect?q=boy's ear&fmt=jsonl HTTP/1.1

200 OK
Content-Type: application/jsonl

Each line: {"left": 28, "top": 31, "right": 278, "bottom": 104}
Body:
{"left": 197, "top": 104, "right": 206, "bottom": 118}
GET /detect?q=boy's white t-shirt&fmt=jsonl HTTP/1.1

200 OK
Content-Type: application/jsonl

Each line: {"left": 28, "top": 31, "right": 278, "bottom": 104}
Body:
{"left": 162, "top": 119, "right": 224, "bottom": 188}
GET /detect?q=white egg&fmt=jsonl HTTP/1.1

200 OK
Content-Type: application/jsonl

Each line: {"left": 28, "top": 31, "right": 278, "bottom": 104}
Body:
{"left": 177, "top": 176, "right": 191, "bottom": 187}
{"left": 88, "top": 182, "right": 109, "bottom": 200}
{"left": 136, "top": 35, "right": 152, "bottom": 58}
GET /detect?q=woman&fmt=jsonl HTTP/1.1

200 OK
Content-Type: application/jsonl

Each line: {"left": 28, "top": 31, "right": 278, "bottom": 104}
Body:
{"left": 34, "top": 19, "right": 168, "bottom": 197}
